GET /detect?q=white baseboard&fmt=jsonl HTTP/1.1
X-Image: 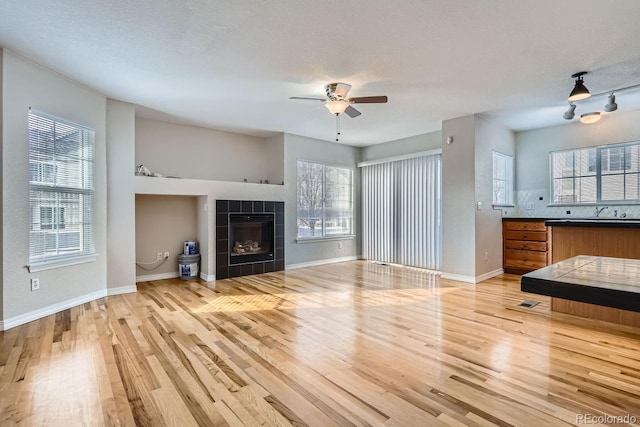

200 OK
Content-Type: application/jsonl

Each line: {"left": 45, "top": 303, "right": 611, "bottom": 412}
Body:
{"left": 441, "top": 268, "right": 505, "bottom": 284}
{"left": 286, "top": 255, "right": 360, "bottom": 270}
{"left": 440, "top": 272, "right": 477, "bottom": 284}
{"left": 107, "top": 285, "right": 138, "bottom": 296}
{"left": 1, "top": 285, "right": 131, "bottom": 331}
{"left": 136, "top": 271, "right": 179, "bottom": 283}
{"left": 200, "top": 272, "right": 215, "bottom": 282}
{"left": 475, "top": 268, "right": 504, "bottom": 283}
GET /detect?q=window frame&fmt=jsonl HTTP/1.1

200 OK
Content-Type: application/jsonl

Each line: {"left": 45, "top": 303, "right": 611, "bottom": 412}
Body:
{"left": 296, "top": 159, "right": 355, "bottom": 241}
{"left": 549, "top": 140, "right": 640, "bottom": 206}
{"left": 492, "top": 150, "right": 514, "bottom": 207}
{"left": 27, "top": 110, "right": 97, "bottom": 272}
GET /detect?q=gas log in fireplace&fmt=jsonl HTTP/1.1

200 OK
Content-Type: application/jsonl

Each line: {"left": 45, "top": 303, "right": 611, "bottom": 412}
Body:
{"left": 216, "top": 200, "right": 284, "bottom": 279}
{"left": 228, "top": 214, "right": 274, "bottom": 265}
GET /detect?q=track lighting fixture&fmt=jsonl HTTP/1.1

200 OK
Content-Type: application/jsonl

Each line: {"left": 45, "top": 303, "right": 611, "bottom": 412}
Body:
{"left": 580, "top": 112, "right": 601, "bottom": 124}
{"left": 563, "top": 103, "right": 576, "bottom": 120}
{"left": 604, "top": 93, "right": 618, "bottom": 112}
{"left": 562, "top": 73, "right": 640, "bottom": 123}
{"left": 568, "top": 72, "right": 591, "bottom": 102}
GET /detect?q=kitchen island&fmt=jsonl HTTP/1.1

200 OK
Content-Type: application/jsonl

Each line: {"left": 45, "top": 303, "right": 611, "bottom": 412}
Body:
{"left": 521, "top": 255, "right": 640, "bottom": 326}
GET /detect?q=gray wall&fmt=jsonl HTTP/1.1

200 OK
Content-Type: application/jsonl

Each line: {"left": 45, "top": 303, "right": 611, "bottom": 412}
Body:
{"left": 135, "top": 117, "right": 271, "bottom": 183}
{"left": 284, "top": 133, "right": 361, "bottom": 266}
{"left": 516, "top": 108, "right": 640, "bottom": 191}
{"left": 2, "top": 50, "right": 107, "bottom": 320}
{"left": 360, "top": 131, "right": 442, "bottom": 162}
{"left": 0, "top": 50, "right": 3, "bottom": 319}
{"left": 135, "top": 195, "right": 198, "bottom": 278}
{"left": 106, "top": 100, "right": 136, "bottom": 289}
{"left": 474, "top": 115, "right": 515, "bottom": 275}
{"left": 441, "top": 115, "right": 477, "bottom": 278}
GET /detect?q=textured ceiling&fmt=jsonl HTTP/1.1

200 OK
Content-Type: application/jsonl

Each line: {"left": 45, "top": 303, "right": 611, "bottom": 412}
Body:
{"left": 2, "top": 0, "right": 640, "bottom": 146}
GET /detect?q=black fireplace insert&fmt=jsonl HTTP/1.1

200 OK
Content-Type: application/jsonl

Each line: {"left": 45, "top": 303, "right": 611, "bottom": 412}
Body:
{"left": 228, "top": 213, "right": 275, "bottom": 265}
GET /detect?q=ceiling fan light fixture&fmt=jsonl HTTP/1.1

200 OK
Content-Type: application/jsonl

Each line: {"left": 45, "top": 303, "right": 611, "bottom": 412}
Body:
{"left": 568, "top": 72, "right": 591, "bottom": 102}
{"left": 325, "top": 100, "right": 349, "bottom": 115}
{"left": 579, "top": 111, "right": 601, "bottom": 124}
{"left": 604, "top": 93, "right": 618, "bottom": 112}
{"left": 563, "top": 103, "right": 576, "bottom": 120}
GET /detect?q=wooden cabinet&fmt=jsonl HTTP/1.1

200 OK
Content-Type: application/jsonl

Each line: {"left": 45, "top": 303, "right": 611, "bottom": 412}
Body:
{"left": 503, "top": 220, "right": 550, "bottom": 274}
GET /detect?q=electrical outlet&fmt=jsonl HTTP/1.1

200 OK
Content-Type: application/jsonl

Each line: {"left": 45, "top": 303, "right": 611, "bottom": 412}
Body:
{"left": 156, "top": 252, "right": 163, "bottom": 261}
{"left": 31, "top": 278, "right": 40, "bottom": 291}
{"left": 164, "top": 251, "right": 170, "bottom": 259}
{"left": 338, "top": 241, "right": 343, "bottom": 249}
{"left": 484, "top": 252, "right": 488, "bottom": 262}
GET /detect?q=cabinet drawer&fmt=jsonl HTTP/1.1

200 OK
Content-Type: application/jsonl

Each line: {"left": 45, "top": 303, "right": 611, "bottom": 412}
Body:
{"left": 504, "top": 221, "right": 546, "bottom": 231}
{"left": 504, "top": 230, "right": 548, "bottom": 241}
{"left": 505, "top": 240, "right": 547, "bottom": 251}
{"left": 504, "top": 257, "right": 547, "bottom": 270}
{"left": 504, "top": 249, "right": 547, "bottom": 263}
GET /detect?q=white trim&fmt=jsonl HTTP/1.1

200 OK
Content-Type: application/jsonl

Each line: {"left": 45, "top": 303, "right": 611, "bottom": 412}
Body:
{"left": 0, "top": 286, "right": 128, "bottom": 331}
{"left": 286, "top": 255, "right": 360, "bottom": 270}
{"left": 475, "top": 268, "right": 504, "bottom": 283}
{"left": 441, "top": 268, "right": 504, "bottom": 284}
{"left": 27, "top": 254, "right": 98, "bottom": 272}
{"left": 296, "top": 235, "right": 355, "bottom": 243}
{"left": 440, "top": 272, "right": 478, "bottom": 284}
{"left": 357, "top": 149, "right": 442, "bottom": 168}
{"left": 200, "top": 272, "right": 215, "bottom": 282}
{"left": 107, "top": 285, "right": 138, "bottom": 296}
{"left": 136, "top": 271, "right": 179, "bottom": 283}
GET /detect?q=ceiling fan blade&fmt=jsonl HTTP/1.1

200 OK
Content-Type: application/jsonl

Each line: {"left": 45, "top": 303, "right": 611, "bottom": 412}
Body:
{"left": 348, "top": 95, "right": 388, "bottom": 104}
{"left": 345, "top": 105, "right": 361, "bottom": 118}
{"left": 289, "top": 96, "right": 326, "bottom": 101}
{"left": 334, "top": 83, "right": 352, "bottom": 99}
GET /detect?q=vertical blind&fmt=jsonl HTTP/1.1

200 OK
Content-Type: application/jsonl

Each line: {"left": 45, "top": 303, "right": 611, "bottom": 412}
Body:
{"left": 28, "top": 110, "right": 95, "bottom": 264}
{"left": 361, "top": 153, "right": 442, "bottom": 270}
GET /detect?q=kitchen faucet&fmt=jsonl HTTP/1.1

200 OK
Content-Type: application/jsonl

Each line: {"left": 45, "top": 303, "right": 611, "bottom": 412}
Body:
{"left": 594, "top": 206, "right": 608, "bottom": 217}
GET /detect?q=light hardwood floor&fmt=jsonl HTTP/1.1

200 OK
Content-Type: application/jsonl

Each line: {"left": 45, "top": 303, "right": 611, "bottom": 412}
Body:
{"left": 1, "top": 261, "right": 639, "bottom": 426}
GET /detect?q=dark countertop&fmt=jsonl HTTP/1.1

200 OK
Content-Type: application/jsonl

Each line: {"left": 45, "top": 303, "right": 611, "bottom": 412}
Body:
{"left": 502, "top": 217, "right": 553, "bottom": 222}
{"left": 521, "top": 255, "right": 640, "bottom": 312}
{"left": 544, "top": 218, "right": 640, "bottom": 228}
{"left": 502, "top": 217, "right": 640, "bottom": 228}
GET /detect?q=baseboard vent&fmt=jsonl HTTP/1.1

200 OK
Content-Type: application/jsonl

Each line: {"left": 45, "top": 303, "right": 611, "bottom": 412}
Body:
{"left": 518, "top": 300, "right": 540, "bottom": 308}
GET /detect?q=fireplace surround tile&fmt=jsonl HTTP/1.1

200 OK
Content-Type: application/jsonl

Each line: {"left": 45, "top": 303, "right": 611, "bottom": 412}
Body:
{"left": 216, "top": 199, "right": 284, "bottom": 280}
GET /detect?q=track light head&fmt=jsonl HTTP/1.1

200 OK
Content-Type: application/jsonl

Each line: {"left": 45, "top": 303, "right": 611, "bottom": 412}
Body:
{"left": 568, "top": 72, "right": 591, "bottom": 102}
{"left": 563, "top": 103, "right": 577, "bottom": 120}
{"left": 604, "top": 93, "right": 618, "bottom": 112}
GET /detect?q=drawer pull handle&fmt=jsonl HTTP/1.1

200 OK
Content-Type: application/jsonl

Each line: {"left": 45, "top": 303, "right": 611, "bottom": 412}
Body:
{"left": 523, "top": 233, "right": 528, "bottom": 238}
{"left": 524, "top": 257, "right": 528, "bottom": 261}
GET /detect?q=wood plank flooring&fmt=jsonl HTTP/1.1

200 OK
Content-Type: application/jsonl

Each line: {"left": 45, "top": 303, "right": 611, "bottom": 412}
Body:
{"left": 1, "top": 261, "right": 639, "bottom": 426}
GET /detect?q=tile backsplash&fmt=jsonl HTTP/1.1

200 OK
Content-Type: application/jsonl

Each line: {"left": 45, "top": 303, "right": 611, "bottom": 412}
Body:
{"left": 502, "top": 189, "right": 640, "bottom": 219}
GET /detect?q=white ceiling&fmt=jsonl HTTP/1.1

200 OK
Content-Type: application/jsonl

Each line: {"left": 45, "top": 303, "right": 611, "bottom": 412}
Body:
{"left": 2, "top": 1, "right": 640, "bottom": 147}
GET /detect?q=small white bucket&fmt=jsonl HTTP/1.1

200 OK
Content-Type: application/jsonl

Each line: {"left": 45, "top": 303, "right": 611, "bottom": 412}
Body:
{"left": 178, "top": 254, "right": 200, "bottom": 280}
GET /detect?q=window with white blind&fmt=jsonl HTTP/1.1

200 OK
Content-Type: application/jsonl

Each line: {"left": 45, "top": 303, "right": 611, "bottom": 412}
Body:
{"left": 550, "top": 141, "right": 640, "bottom": 204}
{"left": 492, "top": 151, "right": 514, "bottom": 206}
{"left": 28, "top": 110, "right": 96, "bottom": 270}
{"left": 296, "top": 160, "right": 353, "bottom": 239}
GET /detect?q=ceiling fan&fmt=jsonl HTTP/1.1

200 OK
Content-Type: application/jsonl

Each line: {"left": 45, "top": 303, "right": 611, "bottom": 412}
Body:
{"left": 289, "top": 83, "right": 388, "bottom": 118}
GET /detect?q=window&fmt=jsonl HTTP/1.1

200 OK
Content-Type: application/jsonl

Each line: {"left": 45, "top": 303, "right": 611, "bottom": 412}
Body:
{"left": 492, "top": 151, "right": 514, "bottom": 206}
{"left": 28, "top": 111, "right": 95, "bottom": 267}
{"left": 550, "top": 141, "right": 640, "bottom": 204}
{"left": 297, "top": 160, "right": 353, "bottom": 238}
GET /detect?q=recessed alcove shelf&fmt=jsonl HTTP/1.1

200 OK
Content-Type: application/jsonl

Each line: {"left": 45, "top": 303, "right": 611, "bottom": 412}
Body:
{"left": 134, "top": 176, "right": 286, "bottom": 281}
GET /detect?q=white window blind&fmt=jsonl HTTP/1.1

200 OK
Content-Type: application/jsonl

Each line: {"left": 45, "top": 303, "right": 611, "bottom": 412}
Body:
{"left": 297, "top": 160, "right": 353, "bottom": 238}
{"left": 28, "top": 110, "right": 96, "bottom": 268}
{"left": 492, "top": 151, "right": 513, "bottom": 206}
{"left": 362, "top": 154, "right": 442, "bottom": 270}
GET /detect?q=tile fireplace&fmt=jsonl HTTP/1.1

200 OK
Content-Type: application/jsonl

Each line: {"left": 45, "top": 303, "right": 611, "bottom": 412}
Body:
{"left": 216, "top": 200, "right": 284, "bottom": 279}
